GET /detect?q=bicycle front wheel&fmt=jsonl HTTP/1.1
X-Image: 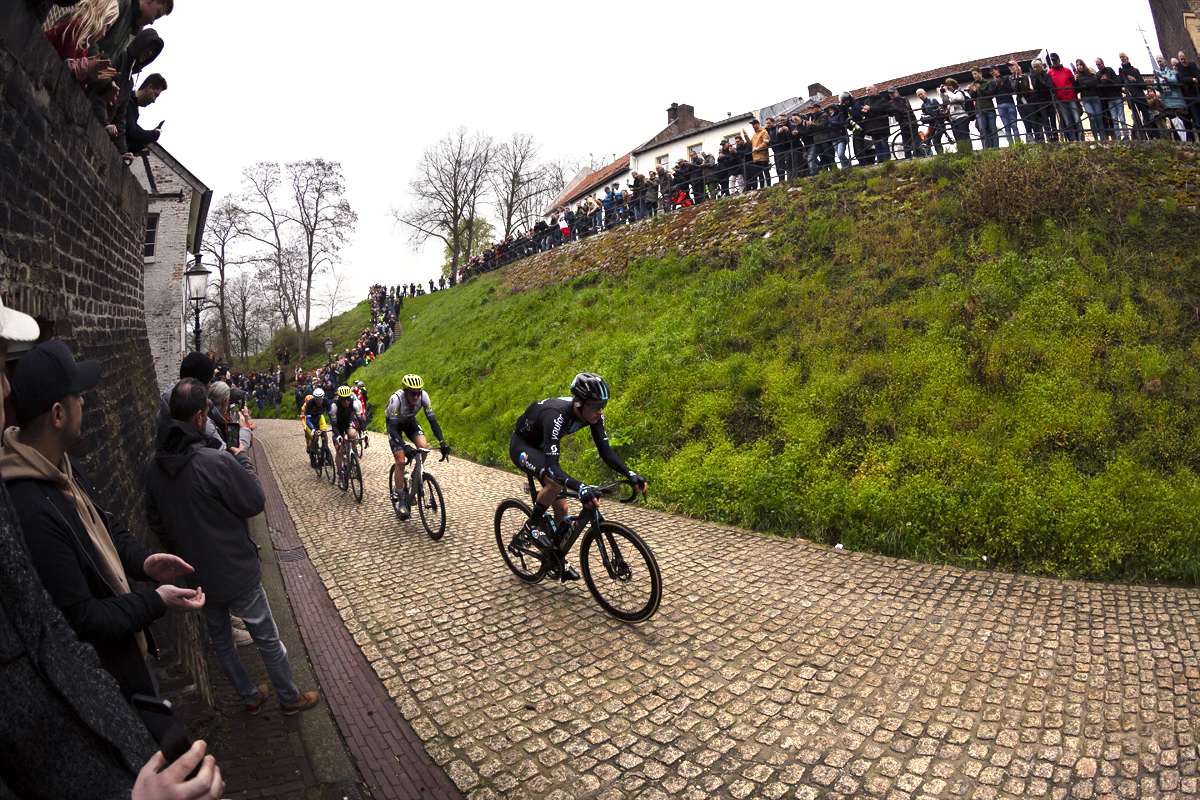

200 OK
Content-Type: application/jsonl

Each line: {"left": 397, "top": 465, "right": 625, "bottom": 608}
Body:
{"left": 580, "top": 521, "right": 661, "bottom": 622}
{"left": 348, "top": 452, "right": 363, "bottom": 503}
{"left": 322, "top": 445, "right": 336, "bottom": 485}
{"left": 417, "top": 473, "right": 445, "bottom": 540}
{"left": 494, "top": 499, "right": 546, "bottom": 583}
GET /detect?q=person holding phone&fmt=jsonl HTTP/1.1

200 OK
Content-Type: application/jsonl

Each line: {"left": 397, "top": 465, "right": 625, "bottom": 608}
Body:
{"left": 126, "top": 73, "right": 167, "bottom": 156}
{"left": 0, "top": 298, "right": 224, "bottom": 800}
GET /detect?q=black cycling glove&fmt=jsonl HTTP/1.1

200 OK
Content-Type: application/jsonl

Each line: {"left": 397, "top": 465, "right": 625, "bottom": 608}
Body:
{"left": 439, "top": 442, "right": 451, "bottom": 461}
{"left": 579, "top": 485, "right": 600, "bottom": 505}
{"left": 628, "top": 473, "right": 647, "bottom": 490}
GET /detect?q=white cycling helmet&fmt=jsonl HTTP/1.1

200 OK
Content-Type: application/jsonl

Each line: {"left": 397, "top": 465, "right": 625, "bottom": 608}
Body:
{"left": 312, "top": 387, "right": 325, "bottom": 398}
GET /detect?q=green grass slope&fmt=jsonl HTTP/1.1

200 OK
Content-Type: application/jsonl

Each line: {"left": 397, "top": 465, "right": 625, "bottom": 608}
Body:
{"left": 358, "top": 143, "right": 1200, "bottom": 584}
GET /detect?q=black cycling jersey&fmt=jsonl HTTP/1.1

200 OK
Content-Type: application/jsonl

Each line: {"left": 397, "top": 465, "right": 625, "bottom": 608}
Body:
{"left": 304, "top": 395, "right": 330, "bottom": 420}
{"left": 331, "top": 397, "right": 360, "bottom": 435}
{"left": 512, "top": 397, "right": 633, "bottom": 492}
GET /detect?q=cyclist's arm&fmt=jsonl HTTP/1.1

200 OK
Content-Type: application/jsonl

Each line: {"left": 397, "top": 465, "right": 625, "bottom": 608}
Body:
{"left": 421, "top": 398, "right": 445, "bottom": 443}
{"left": 540, "top": 413, "right": 582, "bottom": 492}
{"left": 591, "top": 419, "right": 635, "bottom": 479}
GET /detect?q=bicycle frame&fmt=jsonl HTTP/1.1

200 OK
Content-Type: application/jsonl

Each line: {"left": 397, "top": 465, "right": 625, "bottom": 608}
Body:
{"left": 522, "top": 474, "right": 639, "bottom": 559}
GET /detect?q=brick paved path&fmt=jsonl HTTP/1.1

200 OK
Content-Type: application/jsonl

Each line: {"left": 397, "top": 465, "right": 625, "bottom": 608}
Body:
{"left": 251, "top": 444, "right": 464, "bottom": 800}
{"left": 254, "top": 419, "right": 1200, "bottom": 800}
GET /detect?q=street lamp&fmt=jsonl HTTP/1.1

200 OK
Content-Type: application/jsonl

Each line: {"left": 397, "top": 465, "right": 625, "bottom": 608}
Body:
{"left": 184, "top": 256, "right": 211, "bottom": 353}
{"left": 324, "top": 337, "right": 333, "bottom": 365}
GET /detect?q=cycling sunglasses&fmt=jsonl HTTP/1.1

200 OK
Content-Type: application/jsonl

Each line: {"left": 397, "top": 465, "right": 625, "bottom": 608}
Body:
{"left": 584, "top": 400, "right": 607, "bottom": 411}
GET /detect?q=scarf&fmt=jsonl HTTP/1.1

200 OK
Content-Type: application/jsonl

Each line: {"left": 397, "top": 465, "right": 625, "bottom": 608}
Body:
{"left": 0, "top": 427, "right": 146, "bottom": 654}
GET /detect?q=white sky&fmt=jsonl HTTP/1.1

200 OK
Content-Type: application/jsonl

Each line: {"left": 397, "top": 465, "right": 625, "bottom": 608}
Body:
{"left": 144, "top": 0, "right": 1162, "bottom": 319}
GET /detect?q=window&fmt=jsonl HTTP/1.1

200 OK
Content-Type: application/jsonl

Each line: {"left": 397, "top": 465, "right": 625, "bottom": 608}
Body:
{"left": 145, "top": 213, "right": 159, "bottom": 258}
{"left": 656, "top": 154, "right": 670, "bottom": 167}
{"left": 687, "top": 143, "right": 703, "bottom": 157}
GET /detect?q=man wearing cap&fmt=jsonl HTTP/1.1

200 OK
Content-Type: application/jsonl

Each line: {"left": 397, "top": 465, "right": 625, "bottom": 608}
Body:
{"left": 1, "top": 339, "right": 205, "bottom": 700}
{"left": 0, "top": 308, "right": 224, "bottom": 800}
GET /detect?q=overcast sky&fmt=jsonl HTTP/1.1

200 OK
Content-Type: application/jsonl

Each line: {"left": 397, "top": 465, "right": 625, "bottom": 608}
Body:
{"left": 143, "top": 0, "right": 1162, "bottom": 318}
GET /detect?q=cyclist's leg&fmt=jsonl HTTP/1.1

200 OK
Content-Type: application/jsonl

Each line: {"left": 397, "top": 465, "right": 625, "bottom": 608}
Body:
{"left": 509, "top": 436, "right": 565, "bottom": 524}
{"left": 387, "top": 420, "right": 406, "bottom": 474}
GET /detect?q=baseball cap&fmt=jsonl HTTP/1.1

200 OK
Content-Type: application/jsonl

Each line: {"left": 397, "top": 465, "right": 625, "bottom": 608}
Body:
{"left": 0, "top": 295, "right": 39, "bottom": 343}
{"left": 12, "top": 339, "right": 100, "bottom": 425}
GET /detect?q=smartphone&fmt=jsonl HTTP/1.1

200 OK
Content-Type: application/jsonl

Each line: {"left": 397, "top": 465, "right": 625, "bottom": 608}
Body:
{"left": 130, "top": 694, "right": 199, "bottom": 778}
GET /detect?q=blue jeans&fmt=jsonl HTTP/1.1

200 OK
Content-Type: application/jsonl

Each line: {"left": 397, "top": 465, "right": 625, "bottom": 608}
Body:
{"left": 834, "top": 137, "right": 851, "bottom": 168}
{"left": 1081, "top": 97, "right": 1105, "bottom": 140}
{"left": 203, "top": 582, "right": 301, "bottom": 705}
{"left": 976, "top": 110, "right": 999, "bottom": 148}
{"left": 996, "top": 103, "right": 1018, "bottom": 143}
{"left": 1056, "top": 99, "right": 1083, "bottom": 141}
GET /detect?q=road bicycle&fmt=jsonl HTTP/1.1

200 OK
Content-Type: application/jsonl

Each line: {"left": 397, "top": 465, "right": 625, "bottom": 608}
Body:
{"left": 494, "top": 476, "right": 661, "bottom": 623}
{"left": 388, "top": 446, "right": 446, "bottom": 540}
{"left": 334, "top": 435, "right": 364, "bottom": 502}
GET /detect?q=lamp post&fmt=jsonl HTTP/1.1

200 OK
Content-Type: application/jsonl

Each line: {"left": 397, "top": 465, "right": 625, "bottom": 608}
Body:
{"left": 324, "top": 337, "right": 333, "bottom": 365}
{"left": 184, "top": 257, "right": 211, "bottom": 353}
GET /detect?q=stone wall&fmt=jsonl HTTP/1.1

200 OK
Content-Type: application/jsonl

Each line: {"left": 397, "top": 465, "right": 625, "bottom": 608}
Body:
{"left": 131, "top": 150, "right": 193, "bottom": 394}
{"left": 0, "top": 0, "right": 212, "bottom": 706}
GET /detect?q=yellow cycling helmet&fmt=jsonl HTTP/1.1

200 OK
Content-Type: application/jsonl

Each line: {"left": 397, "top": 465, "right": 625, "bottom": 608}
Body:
{"left": 337, "top": 385, "right": 352, "bottom": 398}
{"left": 402, "top": 374, "right": 423, "bottom": 390}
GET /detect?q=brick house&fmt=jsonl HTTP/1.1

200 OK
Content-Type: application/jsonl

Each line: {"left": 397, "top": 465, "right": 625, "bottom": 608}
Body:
{"left": 130, "top": 144, "right": 212, "bottom": 392}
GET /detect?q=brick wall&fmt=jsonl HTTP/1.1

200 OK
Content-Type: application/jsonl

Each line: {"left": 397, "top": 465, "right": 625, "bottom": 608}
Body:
{"left": 1150, "top": 0, "right": 1200, "bottom": 62}
{"left": 0, "top": 0, "right": 212, "bottom": 706}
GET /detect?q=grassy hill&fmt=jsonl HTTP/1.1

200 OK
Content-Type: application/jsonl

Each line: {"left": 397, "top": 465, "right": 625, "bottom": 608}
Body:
{"left": 351, "top": 143, "right": 1200, "bottom": 585}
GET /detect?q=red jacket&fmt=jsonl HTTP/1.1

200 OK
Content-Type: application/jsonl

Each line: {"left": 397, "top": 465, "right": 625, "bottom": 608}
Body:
{"left": 1048, "top": 65, "right": 1077, "bottom": 101}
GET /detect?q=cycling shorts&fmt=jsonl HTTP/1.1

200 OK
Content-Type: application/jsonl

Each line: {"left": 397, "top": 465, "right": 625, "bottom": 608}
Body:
{"left": 509, "top": 434, "right": 550, "bottom": 486}
{"left": 387, "top": 417, "right": 423, "bottom": 453}
{"left": 304, "top": 414, "right": 329, "bottom": 433}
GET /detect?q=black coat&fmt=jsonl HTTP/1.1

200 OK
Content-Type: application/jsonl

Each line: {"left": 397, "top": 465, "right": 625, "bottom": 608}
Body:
{"left": 6, "top": 456, "right": 163, "bottom": 699}
{"left": 0, "top": 481, "right": 156, "bottom": 798}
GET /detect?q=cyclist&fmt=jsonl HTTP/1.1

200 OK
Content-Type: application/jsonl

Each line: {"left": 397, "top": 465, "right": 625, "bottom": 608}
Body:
{"left": 331, "top": 385, "right": 364, "bottom": 480}
{"left": 385, "top": 374, "right": 450, "bottom": 518}
{"left": 509, "top": 373, "right": 648, "bottom": 579}
{"left": 303, "top": 387, "right": 332, "bottom": 468}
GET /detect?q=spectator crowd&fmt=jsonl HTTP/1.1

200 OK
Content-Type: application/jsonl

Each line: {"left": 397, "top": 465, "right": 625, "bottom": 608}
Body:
{"left": 290, "top": 285, "right": 396, "bottom": 413}
{"left": 38, "top": 0, "right": 177, "bottom": 165}
{"left": 447, "top": 47, "right": 1200, "bottom": 283}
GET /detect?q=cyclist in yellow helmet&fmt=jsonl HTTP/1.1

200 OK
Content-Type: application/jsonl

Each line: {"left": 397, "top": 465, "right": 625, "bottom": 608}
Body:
{"left": 385, "top": 374, "right": 449, "bottom": 518}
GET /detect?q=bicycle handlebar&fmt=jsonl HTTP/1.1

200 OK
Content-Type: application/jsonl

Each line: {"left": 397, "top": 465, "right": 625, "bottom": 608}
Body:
{"left": 561, "top": 478, "right": 644, "bottom": 505}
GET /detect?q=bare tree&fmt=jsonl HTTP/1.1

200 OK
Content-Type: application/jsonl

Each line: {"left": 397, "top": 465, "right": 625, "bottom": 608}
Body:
{"left": 239, "top": 160, "right": 356, "bottom": 357}
{"left": 226, "top": 269, "right": 266, "bottom": 361}
{"left": 394, "top": 127, "right": 493, "bottom": 287}
{"left": 240, "top": 162, "right": 303, "bottom": 344}
{"left": 282, "top": 159, "right": 357, "bottom": 353}
{"left": 489, "top": 133, "right": 545, "bottom": 241}
{"left": 200, "top": 198, "right": 247, "bottom": 360}
{"left": 317, "top": 261, "right": 352, "bottom": 334}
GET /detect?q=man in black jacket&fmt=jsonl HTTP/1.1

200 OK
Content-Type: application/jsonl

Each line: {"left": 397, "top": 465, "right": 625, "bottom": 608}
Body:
{"left": 0, "top": 304, "right": 225, "bottom": 800}
{"left": 2, "top": 340, "right": 203, "bottom": 700}
{"left": 126, "top": 73, "right": 167, "bottom": 156}
{"left": 145, "top": 379, "right": 320, "bottom": 717}
{"left": 889, "top": 88, "right": 918, "bottom": 159}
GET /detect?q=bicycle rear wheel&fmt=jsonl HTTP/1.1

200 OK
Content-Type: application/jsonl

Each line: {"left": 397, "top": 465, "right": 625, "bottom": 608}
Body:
{"left": 348, "top": 452, "right": 363, "bottom": 503}
{"left": 417, "top": 473, "right": 445, "bottom": 540}
{"left": 494, "top": 499, "right": 546, "bottom": 583}
{"left": 580, "top": 521, "right": 661, "bottom": 622}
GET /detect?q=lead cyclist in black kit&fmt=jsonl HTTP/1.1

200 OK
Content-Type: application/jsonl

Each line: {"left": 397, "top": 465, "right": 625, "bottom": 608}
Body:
{"left": 509, "top": 373, "right": 648, "bottom": 581}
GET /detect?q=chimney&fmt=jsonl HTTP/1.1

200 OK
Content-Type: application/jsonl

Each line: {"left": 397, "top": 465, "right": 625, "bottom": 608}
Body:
{"left": 808, "top": 82, "right": 831, "bottom": 99}
{"left": 676, "top": 104, "right": 696, "bottom": 128}
{"left": 667, "top": 102, "right": 679, "bottom": 124}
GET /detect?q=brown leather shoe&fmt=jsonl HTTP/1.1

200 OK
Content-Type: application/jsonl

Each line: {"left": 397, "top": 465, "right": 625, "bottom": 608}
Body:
{"left": 280, "top": 691, "right": 319, "bottom": 716}
{"left": 245, "top": 684, "right": 270, "bottom": 715}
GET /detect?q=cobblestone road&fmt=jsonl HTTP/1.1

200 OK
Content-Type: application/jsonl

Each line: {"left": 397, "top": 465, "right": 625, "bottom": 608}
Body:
{"left": 255, "top": 419, "right": 1200, "bottom": 800}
